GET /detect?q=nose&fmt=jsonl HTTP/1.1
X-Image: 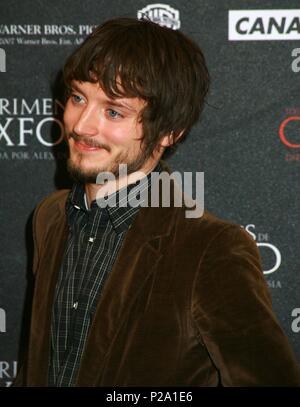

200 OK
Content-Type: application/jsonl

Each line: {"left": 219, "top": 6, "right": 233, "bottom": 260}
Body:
{"left": 73, "top": 104, "right": 99, "bottom": 137}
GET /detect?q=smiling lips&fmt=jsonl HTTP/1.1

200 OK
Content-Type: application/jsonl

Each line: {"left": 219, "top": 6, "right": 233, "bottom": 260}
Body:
{"left": 73, "top": 140, "right": 105, "bottom": 152}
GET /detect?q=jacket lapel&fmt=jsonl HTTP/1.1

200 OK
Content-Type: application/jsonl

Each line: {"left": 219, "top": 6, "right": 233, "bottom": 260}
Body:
{"left": 76, "top": 204, "right": 175, "bottom": 386}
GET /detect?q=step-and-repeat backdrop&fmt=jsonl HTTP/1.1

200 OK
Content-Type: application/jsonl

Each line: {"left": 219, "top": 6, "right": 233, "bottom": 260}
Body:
{"left": 1, "top": 0, "right": 300, "bottom": 387}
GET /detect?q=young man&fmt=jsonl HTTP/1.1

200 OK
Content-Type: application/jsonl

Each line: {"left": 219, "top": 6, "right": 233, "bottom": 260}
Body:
{"left": 15, "top": 18, "right": 300, "bottom": 386}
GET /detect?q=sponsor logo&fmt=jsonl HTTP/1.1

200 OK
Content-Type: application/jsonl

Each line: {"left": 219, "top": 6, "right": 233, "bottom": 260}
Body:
{"left": 0, "top": 24, "right": 97, "bottom": 47}
{"left": 0, "top": 361, "right": 17, "bottom": 387}
{"left": 291, "top": 308, "right": 300, "bottom": 333}
{"left": 242, "top": 224, "right": 282, "bottom": 284}
{"left": 279, "top": 109, "right": 300, "bottom": 161}
{"left": 137, "top": 4, "right": 180, "bottom": 30}
{"left": 229, "top": 10, "right": 300, "bottom": 41}
{"left": 0, "top": 48, "right": 5, "bottom": 72}
{"left": 0, "top": 98, "right": 67, "bottom": 161}
{"left": 279, "top": 115, "right": 300, "bottom": 148}
{"left": 0, "top": 308, "right": 6, "bottom": 333}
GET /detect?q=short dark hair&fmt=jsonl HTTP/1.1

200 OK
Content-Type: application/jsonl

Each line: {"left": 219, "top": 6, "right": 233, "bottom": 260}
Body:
{"left": 63, "top": 17, "right": 210, "bottom": 157}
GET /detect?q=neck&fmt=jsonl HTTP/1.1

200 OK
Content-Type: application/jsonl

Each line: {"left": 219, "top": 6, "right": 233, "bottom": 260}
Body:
{"left": 84, "top": 160, "right": 159, "bottom": 208}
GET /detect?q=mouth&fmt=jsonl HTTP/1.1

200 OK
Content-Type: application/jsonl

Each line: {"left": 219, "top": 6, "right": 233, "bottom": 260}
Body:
{"left": 73, "top": 140, "right": 105, "bottom": 152}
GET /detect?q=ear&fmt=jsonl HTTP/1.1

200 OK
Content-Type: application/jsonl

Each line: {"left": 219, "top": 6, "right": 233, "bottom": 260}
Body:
{"left": 159, "top": 130, "right": 185, "bottom": 147}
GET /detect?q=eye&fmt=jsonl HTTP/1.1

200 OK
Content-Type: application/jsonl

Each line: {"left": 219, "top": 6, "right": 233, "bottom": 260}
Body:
{"left": 71, "top": 94, "right": 84, "bottom": 104}
{"left": 107, "top": 109, "right": 123, "bottom": 119}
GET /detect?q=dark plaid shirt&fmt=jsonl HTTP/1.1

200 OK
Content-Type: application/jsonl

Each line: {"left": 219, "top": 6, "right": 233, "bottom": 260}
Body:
{"left": 49, "top": 165, "right": 161, "bottom": 387}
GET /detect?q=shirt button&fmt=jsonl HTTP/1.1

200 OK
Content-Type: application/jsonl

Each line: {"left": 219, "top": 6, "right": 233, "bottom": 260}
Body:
{"left": 88, "top": 237, "right": 95, "bottom": 243}
{"left": 73, "top": 301, "right": 78, "bottom": 309}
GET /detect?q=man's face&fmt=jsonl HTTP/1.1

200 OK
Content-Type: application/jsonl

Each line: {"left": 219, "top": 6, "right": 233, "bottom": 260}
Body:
{"left": 64, "top": 80, "right": 157, "bottom": 183}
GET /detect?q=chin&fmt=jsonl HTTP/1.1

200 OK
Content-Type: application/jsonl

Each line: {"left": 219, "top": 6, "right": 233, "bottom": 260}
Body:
{"left": 67, "top": 159, "right": 99, "bottom": 183}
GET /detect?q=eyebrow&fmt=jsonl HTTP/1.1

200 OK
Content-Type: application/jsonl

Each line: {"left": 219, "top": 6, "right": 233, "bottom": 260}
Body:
{"left": 107, "top": 100, "right": 137, "bottom": 113}
{"left": 70, "top": 82, "right": 138, "bottom": 113}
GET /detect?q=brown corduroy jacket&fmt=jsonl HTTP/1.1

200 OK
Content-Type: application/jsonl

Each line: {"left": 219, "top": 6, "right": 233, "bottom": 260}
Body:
{"left": 15, "top": 185, "right": 300, "bottom": 386}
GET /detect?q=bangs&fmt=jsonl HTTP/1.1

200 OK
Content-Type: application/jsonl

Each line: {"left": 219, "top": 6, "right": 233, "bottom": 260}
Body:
{"left": 63, "top": 26, "right": 151, "bottom": 101}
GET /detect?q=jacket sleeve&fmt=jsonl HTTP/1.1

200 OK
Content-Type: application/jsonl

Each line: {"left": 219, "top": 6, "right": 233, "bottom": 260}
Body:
{"left": 11, "top": 203, "right": 43, "bottom": 387}
{"left": 14, "top": 189, "right": 69, "bottom": 387}
{"left": 192, "top": 225, "right": 300, "bottom": 386}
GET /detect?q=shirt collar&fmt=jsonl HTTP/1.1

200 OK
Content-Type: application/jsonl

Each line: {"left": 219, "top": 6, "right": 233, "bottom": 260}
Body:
{"left": 67, "top": 161, "right": 163, "bottom": 234}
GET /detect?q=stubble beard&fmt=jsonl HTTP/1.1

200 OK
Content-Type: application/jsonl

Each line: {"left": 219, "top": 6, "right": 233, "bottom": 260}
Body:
{"left": 66, "top": 133, "right": 152, "bottom": 184}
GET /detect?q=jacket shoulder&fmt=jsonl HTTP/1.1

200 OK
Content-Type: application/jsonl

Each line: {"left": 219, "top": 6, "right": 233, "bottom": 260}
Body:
{"left": 175, "top": 207, "right": 254, "bottom": 252}
{"left": 199, "top": 211, "right": 255, "bottom": 249}
{"left": 36, "top": 189, "right": 70, "bottom": 210}
{"left": 33, "top": 189, "right": 70, "bottom": 236}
